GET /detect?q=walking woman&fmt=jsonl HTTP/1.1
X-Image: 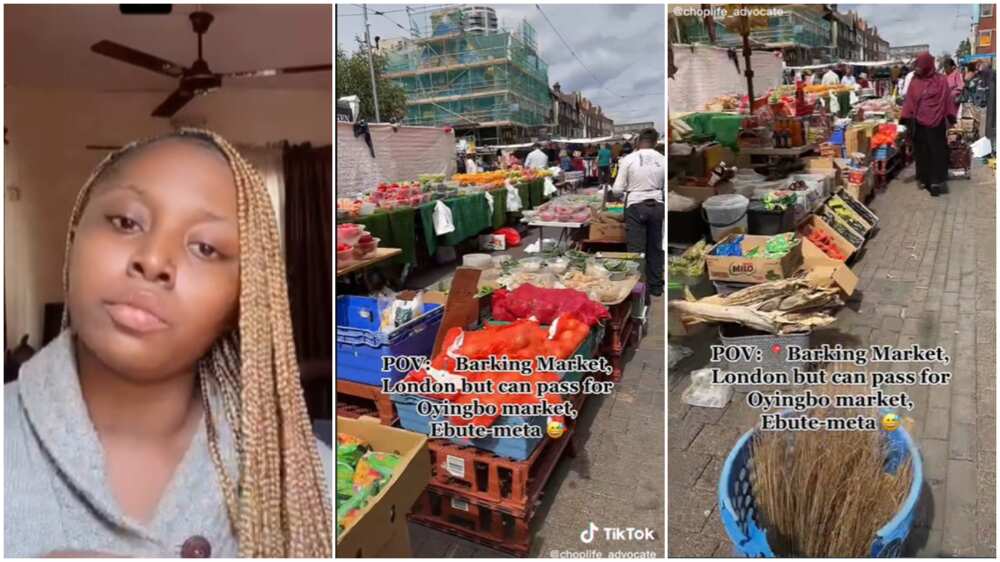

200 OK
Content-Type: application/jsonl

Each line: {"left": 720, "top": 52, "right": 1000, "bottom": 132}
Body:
{"left": 901, "top": 52, "right": 958, "bottom": 196}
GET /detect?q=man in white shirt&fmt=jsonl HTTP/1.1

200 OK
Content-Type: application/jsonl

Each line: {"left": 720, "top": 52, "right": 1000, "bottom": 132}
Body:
{"left": 822, "top": 66, "right": 841, "bottom": 86}
{"left": 524, "top": 143, "right": 549, "bottom": 170}
{"left": 611, "top": 128, "right": 665, "bottom": 296}
{"left": 841, "top": 67, "right": 857, "bottom": 87}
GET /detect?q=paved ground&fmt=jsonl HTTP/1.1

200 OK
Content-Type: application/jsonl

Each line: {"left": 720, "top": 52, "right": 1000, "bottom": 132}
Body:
{"left": 408, "top": 227, "right": 666, "bottom": 557}
{"left": 667, "top": 159, "right": 996, "bottom": 557}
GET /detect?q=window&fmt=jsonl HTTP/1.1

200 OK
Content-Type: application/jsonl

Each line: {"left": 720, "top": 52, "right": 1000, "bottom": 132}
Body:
{"left": 981, "top": 4, "right": 993, "bottom": 17}
{"left": 980, "top": 29, "right": 993, "bottom": 48}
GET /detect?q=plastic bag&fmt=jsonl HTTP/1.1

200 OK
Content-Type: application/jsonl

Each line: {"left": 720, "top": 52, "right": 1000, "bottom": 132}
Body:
{"left": 543, "top": 176, "right": 558, "bottom": 197}
{"left": 505, "top": 179, "right": 523, "bottom": 212}
{"left": 483, "top": 190, "right": 494, "bottom": 215}
{"left": 682, "top": 368, "right": 733, "bottom": 408}
{"left": 491, "top": 285, "right": 610, "bottom": 326}
{"left": 433, "top": 200, "right": 455, "bottom": 235}
{"left": 495, "top": 227, "right": 522, "bottom": 247}
{"left": 668, "top": 344, "right": 694, "bottom": 368}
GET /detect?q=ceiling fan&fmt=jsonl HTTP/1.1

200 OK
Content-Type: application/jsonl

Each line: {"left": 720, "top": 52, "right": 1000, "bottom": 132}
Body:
{"left": 91, "top": 10, "right": 331, "bottom": 118}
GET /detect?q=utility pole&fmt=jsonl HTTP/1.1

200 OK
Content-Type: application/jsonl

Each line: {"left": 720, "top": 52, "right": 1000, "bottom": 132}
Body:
{"left": 363, "top": 4, "right": 381, "bottom": 122}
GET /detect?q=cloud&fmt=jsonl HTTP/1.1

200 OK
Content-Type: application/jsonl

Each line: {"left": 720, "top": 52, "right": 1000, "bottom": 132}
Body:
{"left": 841, "top": 4, "right": 977, "bottom": 56}
{"left": 337, "top": 4, "right": 665, "bottom": 130}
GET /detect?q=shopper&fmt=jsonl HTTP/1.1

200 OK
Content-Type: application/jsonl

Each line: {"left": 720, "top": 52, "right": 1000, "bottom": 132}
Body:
{"left": 803, "top": 69, "right": 815, "bottom": 86}
{"left": 597, "top": 143, "right": 613, "bottom": 185}
{"left": 525, "top": 143, "right": 549, "bottom": 170}
{"left": 611, "top": 128, "right": 665, "bottom": 297}
{"left": 821, "top": 65, "right": 841, "bottom": 86}
{"left": 857, "top": 72, "right": 870, "bottom": 89}
{"left": 901, "top": 52, "right": 958, "bottom": 196}
{"left": 559, "top": 149, "right": 573, "bottom": 172}
{"left": 942, "top": 57, "right": 964, "bottom": 102}
{"left": 840, "top": 66, "right": 857, "bottom": 87}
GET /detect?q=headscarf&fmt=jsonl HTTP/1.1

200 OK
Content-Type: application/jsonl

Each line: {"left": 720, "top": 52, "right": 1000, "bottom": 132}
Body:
{"left": 901, "top": 52, "right": 957, "bottom": 127}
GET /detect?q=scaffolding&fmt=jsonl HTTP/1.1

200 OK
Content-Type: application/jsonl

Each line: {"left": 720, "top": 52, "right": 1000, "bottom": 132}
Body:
{"left": 675, "top": 5, "right": 832, "bottom": 51}
{"left": 383, "top": 5, "right": 551, "bottom": 144}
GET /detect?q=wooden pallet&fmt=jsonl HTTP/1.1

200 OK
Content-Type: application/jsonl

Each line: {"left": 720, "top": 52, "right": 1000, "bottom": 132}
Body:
{"left": 409, "top": 488, "right": 534, "bottom": 557}
{"left": 600, "top": 297, "right": 640, "bottom": 382}
{"left": 425, "top": 415, "right": 577, "bottom": 518}
{"left": 336, "top": 379, "right": 397, "bottom": 426}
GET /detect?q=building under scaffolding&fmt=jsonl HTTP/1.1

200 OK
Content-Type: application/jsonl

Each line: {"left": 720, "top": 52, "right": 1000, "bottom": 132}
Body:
{"left": 670, "top": 5, "right": 833, "bottom": 65}
{"left": 383, "top": 6, "right": 551, "bottom": 145}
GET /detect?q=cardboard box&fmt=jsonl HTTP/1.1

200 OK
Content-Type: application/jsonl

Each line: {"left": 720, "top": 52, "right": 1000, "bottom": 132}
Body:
{"left": 801, "top": 238, "right": 858, "bottom": 296}
{"left": 798, "top": 215, "right": 858, "bottom": 261}
{"left": 705, "top": 234, "right": 804, "bottom": 284}
{"left": 478, "top": 234, "right": 506, "bottom": 251}
{"left": 844, "top": 125, "right": 870, "bottom": 156}
{"left": 589, "top": 221, "right": 626, "bottom": 242}
{"left": 842, "top": 167, "right": 873, "bottom": 201}
{"left": 803, "top": 157, "right": 843, "bottom": 191}
{"left": 337, "top": 417, "right": 431, "bottom": 558}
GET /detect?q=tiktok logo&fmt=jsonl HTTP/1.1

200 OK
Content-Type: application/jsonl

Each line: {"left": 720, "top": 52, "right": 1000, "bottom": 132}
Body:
{"left": 580, "top": 522, "right": 599, "bottom": 544}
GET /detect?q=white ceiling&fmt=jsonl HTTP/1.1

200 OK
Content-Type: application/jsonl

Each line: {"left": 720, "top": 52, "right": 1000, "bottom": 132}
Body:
{"left": 5, "top": 4, "right": 331, "bottom": 90}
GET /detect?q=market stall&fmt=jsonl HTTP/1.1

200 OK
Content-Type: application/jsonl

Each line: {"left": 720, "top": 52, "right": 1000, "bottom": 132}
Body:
{"left": 336, "top": 163, "right": 649, "bottom": 555}
{"left": 665, "top": 50, "right": 945, "bottom": 557}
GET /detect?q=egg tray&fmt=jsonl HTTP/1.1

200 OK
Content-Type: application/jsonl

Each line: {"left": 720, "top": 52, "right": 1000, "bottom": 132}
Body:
{"left": 423, "top": 390, "right": 585, "bottom": 519}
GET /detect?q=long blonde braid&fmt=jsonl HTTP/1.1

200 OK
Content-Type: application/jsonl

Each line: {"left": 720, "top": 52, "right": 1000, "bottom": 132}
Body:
{"left": 60, "top": 129, "right": 333, "bottom": 557}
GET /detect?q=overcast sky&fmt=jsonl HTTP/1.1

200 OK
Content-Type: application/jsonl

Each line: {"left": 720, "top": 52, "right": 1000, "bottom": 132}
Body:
{"left": 841, "top": 4, "right": 979, "bottom": 57}
{"left": 336, "top": 4, "right": 665, "bottom": 131}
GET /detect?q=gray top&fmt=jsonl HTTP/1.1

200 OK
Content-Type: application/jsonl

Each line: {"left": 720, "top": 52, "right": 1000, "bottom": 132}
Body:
{"left": 4, "top": 331, "right": 332, "bottom": 557}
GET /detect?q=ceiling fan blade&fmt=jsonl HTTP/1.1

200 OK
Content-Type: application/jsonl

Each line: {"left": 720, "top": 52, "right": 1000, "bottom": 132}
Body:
{"left": 152, "top": 89, "right": 195, "bottom": 118}
{"left": 222, "top": 64, "right": 331, "bottom": 79}
{"left": 91, "top": 40, "right": 186, "bottom": 78}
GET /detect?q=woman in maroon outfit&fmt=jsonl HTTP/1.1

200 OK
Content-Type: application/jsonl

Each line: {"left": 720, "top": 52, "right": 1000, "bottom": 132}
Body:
{"left": 901, "top": 52, "right": 959, "bottom": 196}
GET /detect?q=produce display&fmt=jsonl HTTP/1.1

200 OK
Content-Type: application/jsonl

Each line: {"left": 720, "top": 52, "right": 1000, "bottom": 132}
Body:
{"left": 400, "top": 316, "right": 592, "bottom": 427}
{"left": 336, "top": 433, "right": 402, "bottom": 536}
{"left": 819, "top": 207, "right": 865, "bottom": 247}
{"left": 668, "top": 240, "right": 709, "bottom": 279}
{"left": 712, "top": 233, "right": 798, "bottom": 259}
{"left": 802, "top": 225, "right": 847, "bottom": 261}
{"left": 492, "top": 285, "right": 610, "bottom": 326}
{"left": 494, "top": 252, "right": 641, "bottom": 304}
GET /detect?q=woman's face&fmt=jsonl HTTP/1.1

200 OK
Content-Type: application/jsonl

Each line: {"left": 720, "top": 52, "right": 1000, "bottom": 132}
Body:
{"left": 68, "top": 139, "right": 241, "bottom": 381}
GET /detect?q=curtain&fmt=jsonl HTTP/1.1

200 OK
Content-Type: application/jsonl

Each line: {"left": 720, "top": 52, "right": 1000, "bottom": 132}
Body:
{"left": 283, "top": 143, "right": 332, "bottom": 362}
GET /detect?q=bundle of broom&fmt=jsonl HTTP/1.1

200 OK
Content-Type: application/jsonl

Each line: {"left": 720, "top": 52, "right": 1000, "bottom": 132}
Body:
{"left": 750, "top": 403, "right": 913, "bottom": 557}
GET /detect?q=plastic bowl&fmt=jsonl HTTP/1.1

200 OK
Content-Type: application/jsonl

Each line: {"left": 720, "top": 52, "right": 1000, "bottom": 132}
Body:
{"left": 518, "top": 257, "right": 544, "bottom": 272}
{"left": 336, "top": 247, "right": 354, "bottom": 265}
{"left": 546, "top": 258, "right": 569, "bottom": 274}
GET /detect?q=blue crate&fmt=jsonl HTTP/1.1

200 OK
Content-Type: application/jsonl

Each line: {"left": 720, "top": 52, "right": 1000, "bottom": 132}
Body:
{"left": 718, "top": 418, "right": 923, "bottom": 557}
{"left": 336, "top": 296, "right": 444, "bottom": 386}
{"left": 830, "top": 127, "right": 845, "bottom": 146}
{"left": 874, "top": 146, "right": 894, "bottom": 161}
{"left": 390, "top": 323, "right": 603, "bottom": 460}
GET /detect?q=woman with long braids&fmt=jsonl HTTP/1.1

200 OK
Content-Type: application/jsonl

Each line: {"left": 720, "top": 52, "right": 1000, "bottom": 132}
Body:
{"left": 4, "top": 129, "right": 332, "bottom": 557}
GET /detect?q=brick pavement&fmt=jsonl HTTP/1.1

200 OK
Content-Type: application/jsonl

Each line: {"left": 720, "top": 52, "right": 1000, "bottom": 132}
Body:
{"left": 667, "top": 160, "right": 996, "bottom": 557}
{"left": 409, "top": 285, "right": 666, "bottom": 557}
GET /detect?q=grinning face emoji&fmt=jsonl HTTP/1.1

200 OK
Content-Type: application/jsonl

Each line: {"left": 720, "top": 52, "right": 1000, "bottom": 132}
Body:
{"left": 547, "top": 419, "right": 566, "bottom": 439}
{"left": 881, "top": 413, "right": 900, "bottom": 432}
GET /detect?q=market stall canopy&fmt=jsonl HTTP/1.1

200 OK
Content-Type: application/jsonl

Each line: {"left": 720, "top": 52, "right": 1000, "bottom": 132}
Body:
{"left": 336, "top": 122, "right": 456, "bottom": 197}
{"left": 785, "top": 59, "right": 914, "bottom": 71}
{"left": 669, "top": 43, "right": 783, "bottom": 113}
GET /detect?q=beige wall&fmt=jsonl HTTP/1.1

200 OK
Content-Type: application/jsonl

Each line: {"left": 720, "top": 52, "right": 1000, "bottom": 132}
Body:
{"left": 4, "top": 87, "right": 331, "bottom": 348}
